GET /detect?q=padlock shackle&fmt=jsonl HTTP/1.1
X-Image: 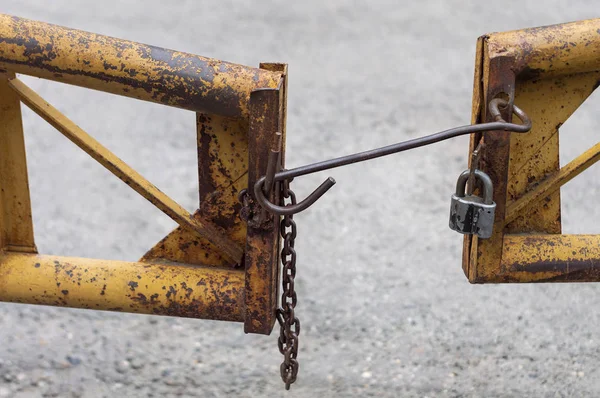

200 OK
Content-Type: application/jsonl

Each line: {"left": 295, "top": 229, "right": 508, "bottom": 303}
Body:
{"left": 455, "top": 169, "right": 494, "bottom": 204}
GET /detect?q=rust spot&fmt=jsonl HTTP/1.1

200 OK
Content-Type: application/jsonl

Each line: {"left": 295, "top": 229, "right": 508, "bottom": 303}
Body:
{"left": 510, "top": 259, "right": 600, "bottom": 281}
{"left": 197, "top": 118, "right": 216, "bottom": 194}
{"left": 516, "top": 66, "right": 544, "bottom": 82}
{"left": 102, "top": 60, "right": 117, "bottom": 71}
{"left": 181, "top": 282, "right": 193, "bottom": 299}
{"left": 166, "top": 285, "right": 177, "bottom": 299}
{"left": 131, "top": 293, "right": 148, "bottom": 304}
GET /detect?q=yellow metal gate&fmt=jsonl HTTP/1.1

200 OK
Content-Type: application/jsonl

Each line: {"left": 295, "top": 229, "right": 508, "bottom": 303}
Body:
{"left": 0, "top": 14, "right": 286, "bottom": 334}
{"left": 2, "top": 13, "right": 600, "bottom": 340}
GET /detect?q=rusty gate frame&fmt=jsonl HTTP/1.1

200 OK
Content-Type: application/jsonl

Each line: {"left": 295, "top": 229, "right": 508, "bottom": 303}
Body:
{"left": 0, "top": 14, "right": 286, "bottom": 334}
{"left": 464, "top": 19, "right": 600, "bottom": 283}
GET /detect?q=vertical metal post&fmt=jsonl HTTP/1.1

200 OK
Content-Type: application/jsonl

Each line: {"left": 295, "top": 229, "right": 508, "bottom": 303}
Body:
{"left": 0, "top": 72, "right": 36, "bottom": 253}
{"left": 244, "top": 64, "right": 287, "bottom": 334}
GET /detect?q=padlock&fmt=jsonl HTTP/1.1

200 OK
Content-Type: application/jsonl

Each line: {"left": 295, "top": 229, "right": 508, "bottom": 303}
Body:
{"left": 449, "top": 169, "right": 496, "bottom": 239}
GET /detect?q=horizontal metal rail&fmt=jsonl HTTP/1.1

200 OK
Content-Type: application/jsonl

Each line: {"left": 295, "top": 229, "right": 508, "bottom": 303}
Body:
{"left": 487, "top": 18, "right": 600, "bottom": 78}
{"left": 0, "top": 14, "right": 283, "bottom": 117}
{"left": 0, "top": 252, "right": 245, "bottom": 321}
{"left": 502, "top": 235, "right": 600, "bottom": 282}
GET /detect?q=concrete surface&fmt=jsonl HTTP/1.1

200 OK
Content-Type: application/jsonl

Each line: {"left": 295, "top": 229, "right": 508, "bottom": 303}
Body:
{"left": 0, "top": 1, "right": 599, "bottom": 397}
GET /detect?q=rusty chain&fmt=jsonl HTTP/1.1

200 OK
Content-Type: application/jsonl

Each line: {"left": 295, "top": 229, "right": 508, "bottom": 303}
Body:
{"left": 276, "top": 179, "right": 300, "bottom": 390}
{"left": 237, "top": 182, "right": 300, "bottom": 390}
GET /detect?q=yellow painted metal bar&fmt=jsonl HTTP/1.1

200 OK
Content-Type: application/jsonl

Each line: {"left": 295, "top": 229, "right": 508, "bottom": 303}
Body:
{"left": 0, "top": 14, "right": 283, "bottom": 117}
{"left": 505, "top": 141, "right": 600, "bottom": 225}
{"left": 487, "top": 18, "right": 600, "bottom": 77}
{"left": 501, "top": 235, "right": 600, "bottom": 282}
{"left": 0, "top": 72, "right": 36, "bottom": 253}
{"left": 0, "top": 252, "right": 244, "bottom": 321}
{"left": 8, "top": 77, "right": 244, "bottom": 265}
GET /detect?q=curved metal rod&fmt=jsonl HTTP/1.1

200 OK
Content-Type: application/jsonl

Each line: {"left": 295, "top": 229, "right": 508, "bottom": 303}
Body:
{"left": 254, "top": 175, "right": 337, "bottom": 216}
{"left": 489, "top": 98, "right": 530, "bottom": 128}
{"left": 254, "top": 99, "right": 531, "bottom": 216}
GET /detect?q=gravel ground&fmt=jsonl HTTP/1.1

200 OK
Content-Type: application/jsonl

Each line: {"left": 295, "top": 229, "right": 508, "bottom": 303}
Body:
{"left": 0, "top": 1, "right": 600, "bottom": 397}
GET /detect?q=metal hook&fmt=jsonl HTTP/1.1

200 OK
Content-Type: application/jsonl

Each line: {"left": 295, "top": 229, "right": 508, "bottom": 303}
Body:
{"left": 253, "top": 99, "right": 531, "bottom": 217}
{"left": 254, "top": 175, "right": 336, "bottom": 216}
{"left": 489, "top": 98, "right": 531, "bottom": 130}
{"left": 252, "top": 130, "right": 336, "bottom": 218}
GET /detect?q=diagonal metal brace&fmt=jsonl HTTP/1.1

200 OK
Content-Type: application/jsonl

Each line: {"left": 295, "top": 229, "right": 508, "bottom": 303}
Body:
{"left": 8, "top": 77, "right": 244, "bottom": 265}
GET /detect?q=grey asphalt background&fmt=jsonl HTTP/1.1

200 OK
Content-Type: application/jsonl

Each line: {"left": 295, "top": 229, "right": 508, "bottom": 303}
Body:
{"left": 0, "top": 1, "right": 599, "bottom": 397}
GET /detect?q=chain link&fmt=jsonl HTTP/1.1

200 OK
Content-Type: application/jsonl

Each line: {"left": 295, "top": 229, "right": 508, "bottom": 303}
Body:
{"left": 276, "top": 179, "right": 300, "bottom": 390}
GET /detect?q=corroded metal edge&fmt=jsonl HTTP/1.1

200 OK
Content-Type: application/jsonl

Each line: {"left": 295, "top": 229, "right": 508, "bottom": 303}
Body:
{"left": 244, "top": 64, "right": 287, "bottom": 335}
